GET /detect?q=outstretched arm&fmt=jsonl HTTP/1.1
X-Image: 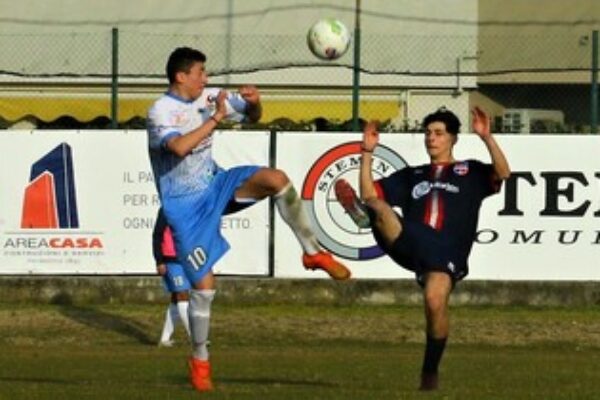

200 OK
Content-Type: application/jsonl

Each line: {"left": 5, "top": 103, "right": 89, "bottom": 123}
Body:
{"left": 239, "top": 85, "right": 262, "bottom": 123}
{"left": 472, "top": 107, "right": 511, "bottom": 181}
{"left": 359, "top": 120, "right": 381, "bottom": 201}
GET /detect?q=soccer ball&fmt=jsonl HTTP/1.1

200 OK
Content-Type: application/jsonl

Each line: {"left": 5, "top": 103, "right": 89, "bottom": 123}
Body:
{"left": 307, "top": 19, "right": 351, "bottom": 60}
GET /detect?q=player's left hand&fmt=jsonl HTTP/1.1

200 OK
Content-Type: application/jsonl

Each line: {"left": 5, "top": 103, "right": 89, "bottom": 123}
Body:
{"left": 239, "top": 85, "right": 260, "bottom": 105}
{"left": 472, "top": 106, "right": 492, "bottom": 139}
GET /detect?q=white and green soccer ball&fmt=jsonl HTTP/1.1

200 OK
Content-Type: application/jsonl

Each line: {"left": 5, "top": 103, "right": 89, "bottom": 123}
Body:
{"left": 307, "top": 18, "right": 351, "bottom": 60}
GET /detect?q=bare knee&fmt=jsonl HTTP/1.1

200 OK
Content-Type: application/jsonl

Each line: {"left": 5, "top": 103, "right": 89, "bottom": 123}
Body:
{"left": 237, "top": 168, "right": 290, "bottom": 199}
{"left": 255, "top": 167, "right": 290, "bottom": 194}
{"left": 268, "top": 168, "right": 290, "bottom": 192}
{"left": 423, "top": 273, "right": 452, "bottom": 316}
{"left": 424, "top": 291, "right": 447, "bottom": 316}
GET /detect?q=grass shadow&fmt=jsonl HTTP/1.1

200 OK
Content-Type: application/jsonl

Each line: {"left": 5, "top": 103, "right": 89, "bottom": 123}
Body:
{"left": 218, "top": 376, "right": 339, "bottom": 388}
{"left": 161, "top": 371, "right": 339, "bottom": 389}
{"left": 58, "top": 304, "right": 155, "bottom": 345}
{"left": 0, "top": 376, "right": 77, "bottom": 385}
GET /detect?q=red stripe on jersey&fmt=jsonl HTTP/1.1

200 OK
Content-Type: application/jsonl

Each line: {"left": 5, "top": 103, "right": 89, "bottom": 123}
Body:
{"left": 435, "top": 165, "right": 448, "bottom": 230}
{"left": 422, "top": 166, "right": 435, "bottom": 227}
{"left": 435, "top": 184, "right": 446, "bottom": 230}
{"left": 423, "top": 190, "right": 433, "bottom": 227}
{"left": 424, "top": 164, "right": 448, "bottom": 231}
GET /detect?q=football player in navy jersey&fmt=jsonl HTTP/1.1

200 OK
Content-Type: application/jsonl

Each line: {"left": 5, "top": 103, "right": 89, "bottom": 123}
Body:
{"left": 152, "top": 209, "right": 191, "bottom": 348}
{"left": 147, "top": 47, "right": 350, "bottom": 392}
{"left": 335, "top": 107, "right": 510, "bottom": 391}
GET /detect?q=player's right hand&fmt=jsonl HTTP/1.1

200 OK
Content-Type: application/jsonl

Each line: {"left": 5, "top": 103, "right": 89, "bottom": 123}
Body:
{"left": 156, "top": 263, "right": 167, "bottom": 276}
{"left": 362, "top": 120, "right": 380, "bottom": 151}
{"left": 214, "top": 90, "right": 228, "bottom": 121}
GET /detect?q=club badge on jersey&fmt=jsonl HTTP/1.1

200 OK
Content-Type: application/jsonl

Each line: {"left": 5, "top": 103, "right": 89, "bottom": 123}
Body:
{"left": 453, "top": 162, "right": 469, "bottom": 176}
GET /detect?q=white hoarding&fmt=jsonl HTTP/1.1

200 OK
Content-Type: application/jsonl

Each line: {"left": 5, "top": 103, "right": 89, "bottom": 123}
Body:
{"left": 0, "top": 130, "right": 270, "bottom": 275}
{"left": 275, "top": 133, "right": 600, "bottom": 281}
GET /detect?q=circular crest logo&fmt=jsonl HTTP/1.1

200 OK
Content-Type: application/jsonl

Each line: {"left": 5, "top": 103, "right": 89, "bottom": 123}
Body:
{"left": 412, "top": 181, "right": 431, "bottom": 200}
{"left": 301, "top": 141, "right": 408, "bottom": 260}
{"left": 453, "top": 161, "right": 469, "bottom": 176}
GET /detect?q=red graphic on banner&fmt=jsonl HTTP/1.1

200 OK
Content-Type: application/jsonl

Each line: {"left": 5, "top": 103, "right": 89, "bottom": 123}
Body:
{"left": 21, "top": 171, "right": 59, "bottom": 228}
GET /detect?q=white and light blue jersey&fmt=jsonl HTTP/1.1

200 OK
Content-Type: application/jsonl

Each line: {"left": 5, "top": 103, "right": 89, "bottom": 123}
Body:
{"left": 147, "top": 88, "right": 248, "bottom": 198}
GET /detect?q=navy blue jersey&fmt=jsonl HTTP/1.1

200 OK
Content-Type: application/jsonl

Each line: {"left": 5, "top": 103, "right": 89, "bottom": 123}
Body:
{"left": 375, "top": 159, "right": 500, "bottom": 260}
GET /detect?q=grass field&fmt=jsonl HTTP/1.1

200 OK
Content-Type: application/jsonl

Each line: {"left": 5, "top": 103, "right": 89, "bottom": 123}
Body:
{"left": 0, "top": 302, "right": 599, "bottom": 399}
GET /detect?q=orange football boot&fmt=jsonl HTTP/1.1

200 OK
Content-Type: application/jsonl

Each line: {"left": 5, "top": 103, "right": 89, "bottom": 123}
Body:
{"left": 188, "top": 357, "right": 214, "bottom": 392}
{"left": 302, "top": 251, "right": 351, "bottom": 280}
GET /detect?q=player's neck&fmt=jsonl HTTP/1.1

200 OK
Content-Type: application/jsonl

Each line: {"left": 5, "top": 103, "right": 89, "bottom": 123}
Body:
{"left": 430, "top": 154, "right": 455, "bottom": 165}
{"left": 169, "top": 85, "right": 194, "bottom": 101}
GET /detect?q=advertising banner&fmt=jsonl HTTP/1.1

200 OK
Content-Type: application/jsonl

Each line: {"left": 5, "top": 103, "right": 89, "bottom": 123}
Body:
{"left": 275, "top": 133, "right": 600, "bottom": 281}
{"left": 0, "top": 130, "right": 270, "bottom": 275}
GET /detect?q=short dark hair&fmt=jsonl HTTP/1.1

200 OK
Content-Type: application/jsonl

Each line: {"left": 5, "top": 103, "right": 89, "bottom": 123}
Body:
{"left": 166, "top": 47, "right": 207, "bottom": 84}
{"left": 422, "top": 107, "right": 461, "bottom": 135}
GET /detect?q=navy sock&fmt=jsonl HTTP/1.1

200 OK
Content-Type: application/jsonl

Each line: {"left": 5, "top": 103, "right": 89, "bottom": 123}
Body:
{"left": 421, "top": 335, "right": 447, "bottom": 374}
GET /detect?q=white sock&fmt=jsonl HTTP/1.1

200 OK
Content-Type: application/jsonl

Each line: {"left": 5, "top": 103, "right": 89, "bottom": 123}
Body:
{"left": 159, "top": 303, "right": 178, "bottom": 343}
{"left": 177, "top": 300, "right": 191, "bottom": 338}
{"left": 275, "top": 183, "right": 320, "bottom": 255}
{"left": 189, "top": 289, "right": 215, "bottom": 360}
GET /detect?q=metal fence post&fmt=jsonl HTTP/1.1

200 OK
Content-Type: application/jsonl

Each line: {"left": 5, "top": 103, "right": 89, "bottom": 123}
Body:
{"left": 351, "top": 0, "right": 361, "bottom": 132}
{"left": 111, "top": 27, "right": 119, "bottom": 129}
{"left": 590, "top": 30, "right": 599, "bottom": 134}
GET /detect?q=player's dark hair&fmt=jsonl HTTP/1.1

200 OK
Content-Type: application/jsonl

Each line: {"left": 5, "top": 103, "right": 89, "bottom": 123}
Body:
{"left": 166, "top": 47, "right": 207, "bottom": 84}
{"left": 422, "top": 107, "right": 461, "bottom": 135}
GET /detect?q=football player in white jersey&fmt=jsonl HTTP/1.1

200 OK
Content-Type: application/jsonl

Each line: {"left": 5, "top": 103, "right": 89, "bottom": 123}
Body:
{"left": 147, "top": 47, "right": 351, "bottom": 392}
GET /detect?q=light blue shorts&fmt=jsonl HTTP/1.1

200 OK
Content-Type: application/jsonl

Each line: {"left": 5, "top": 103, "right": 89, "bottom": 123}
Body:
{"left": 162, "top": 165, "right": 260, "bottom": 285}
{"left": 162, "top": 262, "right": 192, "bottom": 293}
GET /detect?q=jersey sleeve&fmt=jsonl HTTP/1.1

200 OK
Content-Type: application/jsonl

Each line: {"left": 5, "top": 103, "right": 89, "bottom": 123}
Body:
{"left": 224, "top": 92, "right": 249, "bottom": 122}
{"left": 471, "top": 160, "right": 502, "bottom": 198}
{"left": 374, "top": 167, "right": 412, "bottom": 208}
{"left": 147, "top": 102, "right": 181, "bottom": 150}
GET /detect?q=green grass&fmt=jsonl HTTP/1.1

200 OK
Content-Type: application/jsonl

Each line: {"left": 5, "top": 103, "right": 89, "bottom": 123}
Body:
{"left": 0, "top": 303, "right": 598, "bottom": 399}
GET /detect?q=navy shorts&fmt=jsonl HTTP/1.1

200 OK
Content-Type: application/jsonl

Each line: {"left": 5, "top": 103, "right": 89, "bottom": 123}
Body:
{"left": 372, "top": 217, "right": 468, "bottom": 286}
